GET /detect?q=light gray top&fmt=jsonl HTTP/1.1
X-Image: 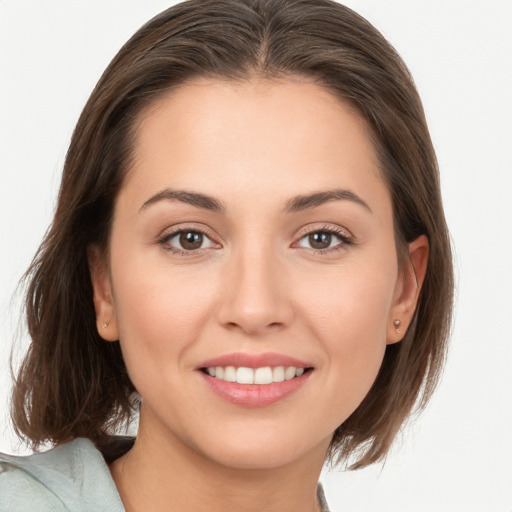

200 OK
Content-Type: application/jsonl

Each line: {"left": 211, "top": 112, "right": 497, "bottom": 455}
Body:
{"left": 0, "top": 438, "right": 331, "bottom": 511}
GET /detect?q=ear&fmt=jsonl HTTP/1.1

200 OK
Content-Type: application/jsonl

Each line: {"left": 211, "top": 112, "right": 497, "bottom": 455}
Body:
{"left": 88, "top": 245, "right": 119, "bottom": 342}
{"left": 387, "top": 235, "right": 429, "bottom": 344}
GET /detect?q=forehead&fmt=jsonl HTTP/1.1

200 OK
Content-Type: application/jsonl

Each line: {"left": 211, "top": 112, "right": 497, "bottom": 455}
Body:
{"left": 122, "top": 77, "right": 388, "bottom": 213}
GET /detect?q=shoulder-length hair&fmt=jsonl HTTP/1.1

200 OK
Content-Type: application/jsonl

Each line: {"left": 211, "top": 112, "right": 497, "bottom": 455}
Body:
{"left": 12, "top": 0, "right": 453, "bottom": 469}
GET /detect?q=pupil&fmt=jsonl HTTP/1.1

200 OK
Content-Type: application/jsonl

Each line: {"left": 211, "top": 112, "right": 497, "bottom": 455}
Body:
{"left": 309, "top": 232, "right": 331, "bottom": 249}
{"left": 180, "top": 231, "right": 203, "bottom": 250}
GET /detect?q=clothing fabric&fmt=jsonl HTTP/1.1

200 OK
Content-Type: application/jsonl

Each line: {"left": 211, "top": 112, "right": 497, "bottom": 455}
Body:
{"left": 0, "top": 438, "right": 331, "bottom": 511}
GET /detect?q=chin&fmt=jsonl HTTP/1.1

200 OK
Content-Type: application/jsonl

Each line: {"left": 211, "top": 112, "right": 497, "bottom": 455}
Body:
{"left": 191, "top": 426, "right": 332, "bottom": 471}
{"left": 204, "top": 445, "right": 309, "bottom": 471}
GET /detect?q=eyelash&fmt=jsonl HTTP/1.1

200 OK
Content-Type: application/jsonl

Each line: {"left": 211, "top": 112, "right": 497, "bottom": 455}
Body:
{"left": 158, "top": 224, "right": 354, "bottom": 256}
{"left": 295, "top": 225, "right": 354, "bottom": 254}
{"left": 158, "top": 225, "right": 219, "bottom": 256}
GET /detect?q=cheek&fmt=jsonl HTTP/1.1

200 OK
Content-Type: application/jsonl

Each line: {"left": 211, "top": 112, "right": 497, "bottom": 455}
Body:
{"left": 109, "top": 249, "right": 217, "bottom": 376}
{"left": 300, "top": 259, "right": 397, "bottom": 341}
{"left": 296, "top": 257, "right": 397, "bottom": 403}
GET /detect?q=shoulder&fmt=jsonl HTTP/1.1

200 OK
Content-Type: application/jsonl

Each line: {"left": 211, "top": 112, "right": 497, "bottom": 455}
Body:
{"left": 0, "top": 438, "right": 125, "bottom": 512}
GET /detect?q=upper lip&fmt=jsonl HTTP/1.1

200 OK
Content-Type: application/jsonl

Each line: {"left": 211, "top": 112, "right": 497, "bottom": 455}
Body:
{"left": 197, "top": 352, "right": 313, "bottom": 370}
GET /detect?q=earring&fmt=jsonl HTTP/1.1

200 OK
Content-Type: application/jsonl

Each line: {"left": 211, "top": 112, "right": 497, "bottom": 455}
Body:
{"left": 393, "top": 319, "right": 401, "bottom": 335}
{"left": 103, "top": 321, "right": 109, "bottom": 329}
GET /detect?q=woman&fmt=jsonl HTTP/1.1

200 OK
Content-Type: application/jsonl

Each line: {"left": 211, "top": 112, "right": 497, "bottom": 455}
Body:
{"left": 0, "top": 0, "right": 453, "bottom": 510}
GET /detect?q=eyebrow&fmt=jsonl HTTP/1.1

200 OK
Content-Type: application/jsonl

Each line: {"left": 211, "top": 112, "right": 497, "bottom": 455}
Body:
{"left": 140, "top": 189, "right": 225, "bottom": 213}
{"left": 140, "top": 187, "right": 371, "bottom": 214}
{"left": 284, "top": 189, "right": 372, "bottom": 213}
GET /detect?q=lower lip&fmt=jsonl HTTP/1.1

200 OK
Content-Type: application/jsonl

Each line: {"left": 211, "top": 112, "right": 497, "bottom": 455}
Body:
{"left": 199, "top": 371, "right": 312, "bottom": 407}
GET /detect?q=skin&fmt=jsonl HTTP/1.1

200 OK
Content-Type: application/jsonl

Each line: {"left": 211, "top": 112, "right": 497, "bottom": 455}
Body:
{"left": 89, "top": 77, "right": 428, "bottom": 512}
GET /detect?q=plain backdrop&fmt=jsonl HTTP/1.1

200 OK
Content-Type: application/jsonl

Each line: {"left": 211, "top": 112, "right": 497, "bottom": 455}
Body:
{"left": 1, "top": 1, "right": 511, "bottom": 511}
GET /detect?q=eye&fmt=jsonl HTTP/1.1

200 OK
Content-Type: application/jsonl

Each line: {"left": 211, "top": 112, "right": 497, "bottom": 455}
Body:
{"left": 296, "top": 228, "right": 353, "bottom": 252}
{"left": 160, "top": 229, "right": 218, "bottom": 254}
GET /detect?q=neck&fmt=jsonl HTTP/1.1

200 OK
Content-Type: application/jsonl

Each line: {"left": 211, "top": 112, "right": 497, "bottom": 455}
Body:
{"left": 109, "top": 413, "right": 328, "bottom": 512}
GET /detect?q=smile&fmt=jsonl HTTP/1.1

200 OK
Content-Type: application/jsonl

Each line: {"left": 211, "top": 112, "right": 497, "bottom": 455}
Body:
{"left": 203, "top": 366, "right": 307, "bottom": 384}
{"left": 197, "top": 353, "right": 314, "bottom": 407}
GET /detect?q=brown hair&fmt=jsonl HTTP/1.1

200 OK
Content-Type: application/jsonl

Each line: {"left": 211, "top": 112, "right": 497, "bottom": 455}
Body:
{"left": 12, "top": 0, "right": 453, "bottom": 469}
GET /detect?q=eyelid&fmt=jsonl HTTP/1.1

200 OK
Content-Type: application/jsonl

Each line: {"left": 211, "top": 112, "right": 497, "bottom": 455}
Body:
{"left": 156, "top": 222, "right": 354, "bottom": 256}
{"left": 294, "top": 223, "right": 354, "bottom": 241}
{"left": 158, "top": 224, "right": 222, "bottom": 255}
{"left": 292, "top": 224, "right": 355, "bottom": 252}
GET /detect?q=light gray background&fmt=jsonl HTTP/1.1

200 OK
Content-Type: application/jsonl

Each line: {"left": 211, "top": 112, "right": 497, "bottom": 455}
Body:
{"left": 1, "top": 1, "right": 511, "bottom": 511}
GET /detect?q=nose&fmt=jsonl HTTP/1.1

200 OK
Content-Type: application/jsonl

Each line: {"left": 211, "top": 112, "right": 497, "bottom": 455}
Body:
{"left": 216, "top": 242, "right": 294, "bottom": 336}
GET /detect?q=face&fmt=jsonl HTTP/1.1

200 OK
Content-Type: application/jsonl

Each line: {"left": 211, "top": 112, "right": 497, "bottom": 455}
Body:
{"left": 91, "top": 77, "right": 423, "bottom": 471}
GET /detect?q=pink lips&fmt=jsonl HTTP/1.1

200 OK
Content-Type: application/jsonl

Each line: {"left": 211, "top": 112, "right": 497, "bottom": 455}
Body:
{"left": 197, "top": 352, "right": 311, "bottom": 370}
{"left": 197, "top": 352, "right": 313, "bottom": 407}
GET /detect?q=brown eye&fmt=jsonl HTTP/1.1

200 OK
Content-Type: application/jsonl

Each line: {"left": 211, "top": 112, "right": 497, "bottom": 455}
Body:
{"left": 308, "top": 232, "right": 332, "bottom": 250}
{"left": 162, "top": 229, "right": 217, "bottom": 253}
{"left": 296, "top": 228, "right": 352, "bottom": 253}
{"left": 179, "top": 231, "right": 203, "bottom": 250}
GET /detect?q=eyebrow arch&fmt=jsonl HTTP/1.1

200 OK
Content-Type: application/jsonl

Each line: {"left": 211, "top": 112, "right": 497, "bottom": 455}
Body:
{"left": 140, "top": 188, "right": 225, "bottom": 213}
{"left": 284, "top": 189, "right": 372, "bottom": 214}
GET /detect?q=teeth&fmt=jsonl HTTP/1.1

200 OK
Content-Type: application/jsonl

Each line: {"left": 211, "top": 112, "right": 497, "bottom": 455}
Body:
{"left": 254, "top": 367, "right": 273, "bottom": 384}
{"left": 236, "top": 367, "right": 254, "bottom": 384}
{"left": 284, "top": 366, "right": 297, "bottom": 380}
{"left": 224, "top": 366, "right": 236, "bottom": 382}
{"left": 205, "top": 365, "right": 307, "bottom": 384}
{"left": 272, "top": 366, "right": 285, "bottom": 382}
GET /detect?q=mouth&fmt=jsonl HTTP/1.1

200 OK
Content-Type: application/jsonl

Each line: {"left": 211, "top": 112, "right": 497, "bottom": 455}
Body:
{"left": 201, "top": 365, "right": 313, "bottom": 385}
{"left": 196, "top": 353, "right": 314, "bottom": 407}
